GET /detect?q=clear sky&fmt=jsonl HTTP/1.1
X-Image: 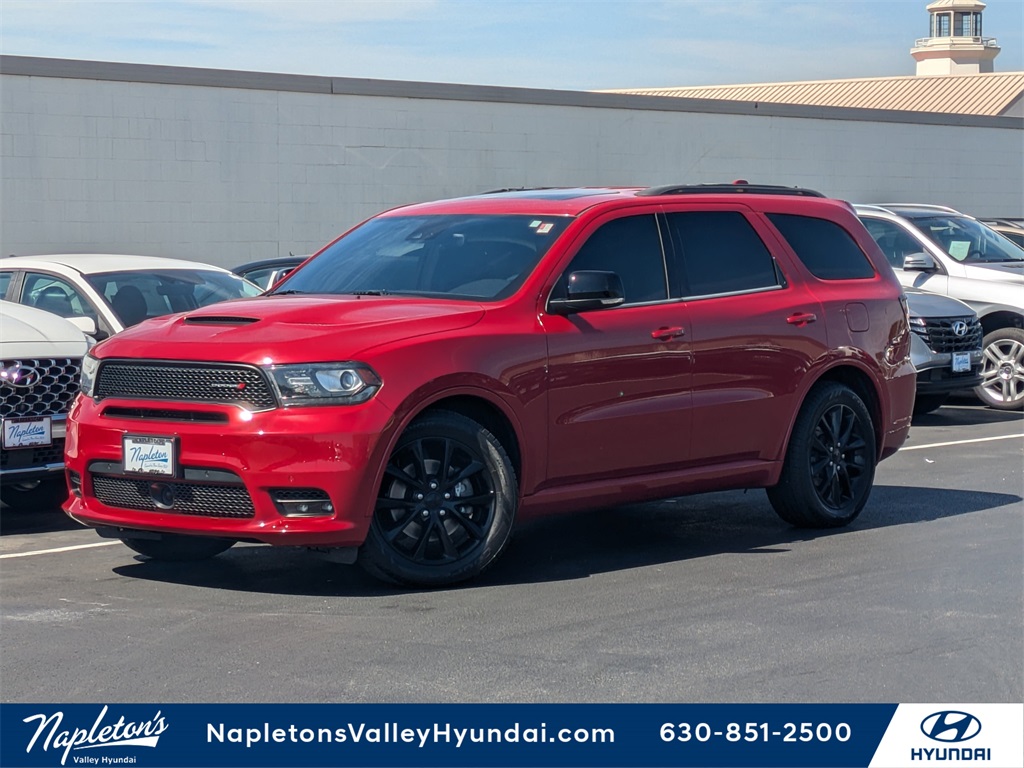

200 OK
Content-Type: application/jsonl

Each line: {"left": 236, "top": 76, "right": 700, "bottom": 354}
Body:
{"left": 1, "top": 0, "right": 1022, "bottom": 90}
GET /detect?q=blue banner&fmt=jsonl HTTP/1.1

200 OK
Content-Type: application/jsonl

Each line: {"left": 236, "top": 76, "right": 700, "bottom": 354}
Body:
{"left": 1, "top": 703, "right": 1020, "bottom": 767}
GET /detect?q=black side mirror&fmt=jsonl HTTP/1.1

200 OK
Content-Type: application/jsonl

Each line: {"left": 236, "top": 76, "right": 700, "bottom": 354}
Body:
{"left": 548, "top": 270, "right": 625, "bottom": 314}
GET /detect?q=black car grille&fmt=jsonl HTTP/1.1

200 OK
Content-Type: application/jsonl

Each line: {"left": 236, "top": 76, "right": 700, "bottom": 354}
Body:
{"left": 0, "top": 439, "right": 65, "bottom": 470}
{"left": 912, "top": 317, "right": 983, "bottom": 354}
{"left": 0, "top": 358, "right": 81, "bottom": 419}
{"left": 95, "top": 361, "right": 276, "bottom": 410}
{"left": 91, "top": 474, "right": 255, "bottom": 518}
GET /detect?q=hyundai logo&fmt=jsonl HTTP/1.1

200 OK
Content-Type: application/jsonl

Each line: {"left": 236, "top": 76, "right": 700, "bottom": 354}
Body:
{"left": 952, "top": 321, "right": 969, "bottom": 337}
{"left": 920, "top": 711, "right": 982, "bottom": 743}
{"left": 0, "top": 364, "right": 41, "bottom": 389}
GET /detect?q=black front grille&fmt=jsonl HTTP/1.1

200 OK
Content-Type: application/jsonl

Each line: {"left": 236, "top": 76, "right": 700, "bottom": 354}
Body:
{"left": 95, "top": 361, "right": 276, "bottom": 410}
{"left": 0, "top": 438, "right": 65, "bottom": 470}
{"left": 913, "top": 317, "right": 983, "bottom": 354}
{"left": 91, "top": 474, "right": 255, "bottom": 518}
{"left": 0, "top": 358, "right": 81, "bottom": 419}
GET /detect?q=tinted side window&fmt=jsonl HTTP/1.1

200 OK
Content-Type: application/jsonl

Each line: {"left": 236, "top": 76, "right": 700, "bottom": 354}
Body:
{"left": 860, "top": 217, "right": 925, "bottom": 270}
{"left": 768, "top": 213, "right": 875, "bottom": 280}
{"left": 666, "top": 211, "right": 780, "bottom": 297}
{"left": 556, "top": 214, "right": 667, "bottom": 304}
{"left": 0, "top": 271, "right": 12, "bottom": 300}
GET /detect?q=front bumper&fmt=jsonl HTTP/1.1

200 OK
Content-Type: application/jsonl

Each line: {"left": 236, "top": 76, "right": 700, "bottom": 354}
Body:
{"left": 1, "top": 417, "right": 67, "bottom": 482}
{"left": 63, "top": 395, "right": 396, "bottom": 547}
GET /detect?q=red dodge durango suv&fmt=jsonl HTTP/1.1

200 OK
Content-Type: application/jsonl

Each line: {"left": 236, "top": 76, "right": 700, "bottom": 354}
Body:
{"left": 65, "top": 184, "right": 916, "bottom": 586}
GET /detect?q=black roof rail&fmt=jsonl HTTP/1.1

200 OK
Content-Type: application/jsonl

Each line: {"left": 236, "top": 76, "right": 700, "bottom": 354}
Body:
{"left": 478, "top": 186, "right": 562, "bottom": 195}
{"left": 637, "top": 182, "right": 826, "bottom": 198}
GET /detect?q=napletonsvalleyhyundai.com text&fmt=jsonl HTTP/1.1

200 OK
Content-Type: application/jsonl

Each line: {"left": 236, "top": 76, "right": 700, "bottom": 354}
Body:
{"left": 208, "top": 721, "right": 615, "bottom": 749}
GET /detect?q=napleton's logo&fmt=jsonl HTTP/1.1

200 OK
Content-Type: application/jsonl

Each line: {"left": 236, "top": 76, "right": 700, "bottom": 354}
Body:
{"left": 23, "top": 705, "right": 169, "bottom": 765}
{"left": 920, "top": 711, "right": 982, "bottom": 743}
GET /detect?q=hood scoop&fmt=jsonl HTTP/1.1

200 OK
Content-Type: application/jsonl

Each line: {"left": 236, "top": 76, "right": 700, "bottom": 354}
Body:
{"left": 184, "top": 315, "right": 260, "bottom": 325}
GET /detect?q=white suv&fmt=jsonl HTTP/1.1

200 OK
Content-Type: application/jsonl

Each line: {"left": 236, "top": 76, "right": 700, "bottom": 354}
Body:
{"left": 856, "top": 204, "right": 1024, "bottom": 411}
{"left": 0, "top": 301, "right": 91, "bottom": 508}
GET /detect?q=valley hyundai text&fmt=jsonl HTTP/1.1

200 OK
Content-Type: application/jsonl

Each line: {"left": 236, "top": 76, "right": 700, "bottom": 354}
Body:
{"left": 65, "top": 184, "right": 916, "bottom": 586}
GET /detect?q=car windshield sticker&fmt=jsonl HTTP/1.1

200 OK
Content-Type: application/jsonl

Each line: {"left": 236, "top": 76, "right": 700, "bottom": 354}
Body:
{"left": 529, "top": 220, "right": 541, "bottom": 228}
{"left": 536, "top": 222, "right": 554, "bottom": 234}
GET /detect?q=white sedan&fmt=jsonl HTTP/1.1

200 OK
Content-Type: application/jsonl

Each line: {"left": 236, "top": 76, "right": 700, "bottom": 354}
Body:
{"left": 0, "top": 254, "right": 261, "bottom": 339}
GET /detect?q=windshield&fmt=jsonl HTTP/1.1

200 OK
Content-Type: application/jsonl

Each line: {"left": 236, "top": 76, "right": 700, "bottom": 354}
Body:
{"left": 273, "top": 214, "right": 573, "bottom": 300}
{"left": 86, "top": 269, "right": 262, "bottom": 327}
{"left": 907, "top": 215, "right": 1024, "bottom": 263}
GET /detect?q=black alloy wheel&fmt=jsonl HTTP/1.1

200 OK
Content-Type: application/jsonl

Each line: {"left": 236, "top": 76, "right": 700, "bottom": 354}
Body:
{"left": 768, "top": 382, "right": 876, "bottom": 528}
{"left": 360, "top": 411, "right": 517, "bottom": 587}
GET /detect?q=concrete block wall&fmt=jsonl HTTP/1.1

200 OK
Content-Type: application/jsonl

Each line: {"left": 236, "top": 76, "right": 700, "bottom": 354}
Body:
{"left": 1, "top": 56, "right": 1021, "bottom": 268}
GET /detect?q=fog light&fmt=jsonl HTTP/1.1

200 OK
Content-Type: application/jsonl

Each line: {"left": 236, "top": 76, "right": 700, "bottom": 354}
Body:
{"left": 269, "top": 488, "right": 333, "bottom": 517}
{"left": 68, "top": 470, "right": 82, "bottom": 498}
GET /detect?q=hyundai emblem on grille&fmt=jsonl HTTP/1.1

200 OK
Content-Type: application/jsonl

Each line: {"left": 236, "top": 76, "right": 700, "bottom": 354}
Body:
{"left": 952, "top": 321, "right": 969, "bottom": 337}
{"left": 0, "top": 365, "right": 41, "bottom": 388}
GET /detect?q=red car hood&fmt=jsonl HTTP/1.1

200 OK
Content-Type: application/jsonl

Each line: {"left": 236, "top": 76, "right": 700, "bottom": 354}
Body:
{"left": 94, "top": 295, "right": 485, "bottom": 364}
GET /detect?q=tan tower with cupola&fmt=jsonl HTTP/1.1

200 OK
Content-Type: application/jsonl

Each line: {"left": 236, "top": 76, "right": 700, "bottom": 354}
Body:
{"left": 911, "top": 0, "right": 1001, "bottom": 75}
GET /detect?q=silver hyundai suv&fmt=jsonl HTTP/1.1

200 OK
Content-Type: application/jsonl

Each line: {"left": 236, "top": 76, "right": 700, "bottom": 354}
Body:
{"left": 856, "top": 204, "right": 1024, "bottom": 411}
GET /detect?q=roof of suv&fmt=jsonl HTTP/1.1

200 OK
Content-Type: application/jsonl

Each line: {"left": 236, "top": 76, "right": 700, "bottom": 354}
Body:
{"left": 384, "top": 183, "right": 833, "bottom": 218}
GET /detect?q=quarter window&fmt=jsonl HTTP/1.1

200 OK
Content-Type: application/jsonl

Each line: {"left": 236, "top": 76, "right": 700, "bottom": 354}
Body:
{"left": 666, "top": 211, "right": 780, "bottom": 297}
{"left": 768, "top": 214, "right": 875, "bottom": 280}
{"left": 554, "top": 214, "right": 667, "bottom": 304}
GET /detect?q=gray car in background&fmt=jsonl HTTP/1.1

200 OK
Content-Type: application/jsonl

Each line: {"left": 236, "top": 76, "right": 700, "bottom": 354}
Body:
{"left": 904, "top": 289, "right": 983, "bottom": 414}
{"left": 857, "top": 204, "right": 1024, "bottom": 411}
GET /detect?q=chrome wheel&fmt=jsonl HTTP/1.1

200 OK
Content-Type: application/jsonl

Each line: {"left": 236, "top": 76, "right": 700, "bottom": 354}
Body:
{"left": 976, "top": 329, "right": 1024, "bottom": 411}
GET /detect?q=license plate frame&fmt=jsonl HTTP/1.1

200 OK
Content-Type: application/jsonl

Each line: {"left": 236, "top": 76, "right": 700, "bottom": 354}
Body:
{"left": 122, "top": 434, "right": 176, "bottom": 476}
{"left": 952, "top": 352, "right": 971, "bottom": 373}
{"left": 2, "top": 416, "right": 52, "bottom": 449}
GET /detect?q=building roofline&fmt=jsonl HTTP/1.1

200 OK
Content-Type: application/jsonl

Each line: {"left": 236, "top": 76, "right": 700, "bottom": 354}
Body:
{"left": 1, "top": 55, "right": 1021, "bottom": 130}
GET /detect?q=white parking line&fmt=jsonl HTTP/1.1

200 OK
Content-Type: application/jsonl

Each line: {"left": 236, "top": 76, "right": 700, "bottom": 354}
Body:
{"left": 0, "top": 541, "right": 121, "bottom": 559}
{"left": 902, "top": 433, "right": 1024, "bottom": 452}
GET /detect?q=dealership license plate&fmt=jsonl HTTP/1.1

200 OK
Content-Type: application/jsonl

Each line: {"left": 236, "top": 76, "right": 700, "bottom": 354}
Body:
{"left": 2, "top": 416, "right": 52, "bottom": 449}
{"left": 123, "top": 435, "right": 175, "bottom": 476}
{"left": 952, "top": 352, "right": 971, "bottom": 373}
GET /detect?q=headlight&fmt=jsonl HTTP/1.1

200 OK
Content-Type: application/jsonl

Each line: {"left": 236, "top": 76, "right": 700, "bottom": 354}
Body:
{"left": 80, "top": 353, "right": 99, "bottom": 397}
{"left": 266, "top": 363, "right": 381, "bottom": 406}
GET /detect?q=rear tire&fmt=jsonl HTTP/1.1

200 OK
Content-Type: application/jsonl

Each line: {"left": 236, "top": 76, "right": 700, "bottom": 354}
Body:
{"left": 359, "top": 411, "right": 517, "bottom": 587}
{"left": 975, "top": 327, "right": 1024, "bottom": 411}
{"left": 768, "top": 382, "right": 876, "bottom": 528}
{"left": 121, "top": 534, "right": 235, "bottom": 561}
{"left": 912, "top": 393, "right": 949, "bottom": 415}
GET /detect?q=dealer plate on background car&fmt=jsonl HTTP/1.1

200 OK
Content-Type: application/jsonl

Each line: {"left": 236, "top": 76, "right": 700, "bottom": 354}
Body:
{"left": 1, "top": 416, "right": 52, "bottom": 449}
{"left": 952, "top": 352, "right": 971, "bottom": 373}
{"left": 123, "top": 435, "right": 175, "bottom": 475}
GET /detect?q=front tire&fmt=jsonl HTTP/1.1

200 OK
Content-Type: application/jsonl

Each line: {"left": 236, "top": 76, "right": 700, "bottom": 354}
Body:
{"left": 767, "top": 382, "right": 876, "bottom": 528}
{"left": 912, "top": 393, "right": 949, "bottom": 415}
{"left": 975, "top": 327, "right": 1024, "bottom": 411}
{"left": 0, "top": 478, "right": 68, "bottom": 510}
{"left": 359, "top": 411, "right": 517, "bottom": 587}
{"left": 121, "top": 534, "right": 235, "bottom": 561}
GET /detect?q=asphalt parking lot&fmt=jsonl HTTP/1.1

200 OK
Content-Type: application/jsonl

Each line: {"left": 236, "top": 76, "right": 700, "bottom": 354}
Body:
{"left": 2, "top": 399, "right": 1021, "bottom": 704}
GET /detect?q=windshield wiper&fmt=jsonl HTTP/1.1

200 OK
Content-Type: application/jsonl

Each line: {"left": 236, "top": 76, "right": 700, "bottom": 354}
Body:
{"left": 270, "top": 289, "right": 308, "bottom": 295}
{"left": 347, "top": 290, "right": 389, "bottom": 296}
